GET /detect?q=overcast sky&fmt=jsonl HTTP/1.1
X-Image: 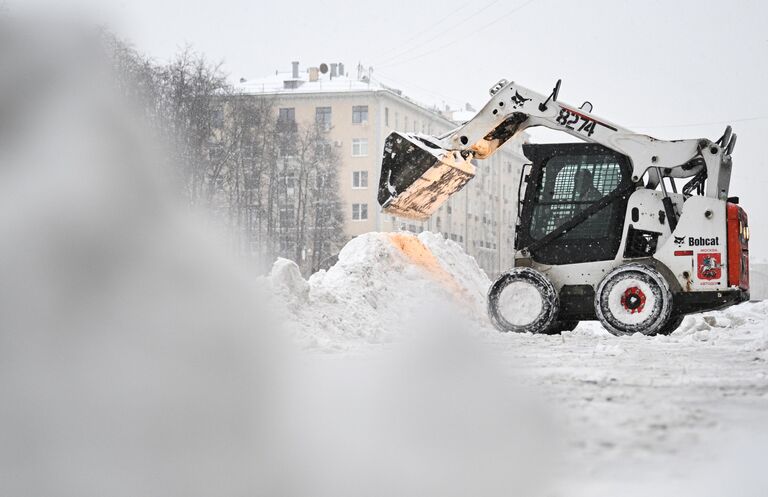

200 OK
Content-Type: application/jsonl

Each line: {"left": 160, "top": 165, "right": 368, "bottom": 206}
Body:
{"left": 10, "top": 0, "right": 768, "bottom": 256}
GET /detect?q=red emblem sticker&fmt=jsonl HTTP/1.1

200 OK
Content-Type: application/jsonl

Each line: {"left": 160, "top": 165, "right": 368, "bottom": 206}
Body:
{"left": 697, "top": 253, "right": 722, "bottom": 281}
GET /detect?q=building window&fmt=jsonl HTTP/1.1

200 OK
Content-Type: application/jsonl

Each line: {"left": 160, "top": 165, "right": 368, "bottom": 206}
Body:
{"left": 352, "top": 105, "right": 368, "bottom": 124}
{"left": 385, "top": 107, "right": 389, "bottom": 127}
{"left": 315, "top": 106, "right": 332, "bottom": 130}
{"left": 208, "top": 143, "right": 224, "bottom": 161}
{"left": 279, "top": 235, "right": 291, "bottom": 251}
{"left": 316, "top": 173, "right": 327, "bottom": 188}
{"left": 352, "top": 138, "right": 368, "bottom": 157}
{"left": 278, "top": 107, "right": 295, "bottom": 123}
{"left": 404, "top": 116, "right": 409, "bottom": 131}
{"left": 279, "top": 204, "right": 295, "bottom": 225}
{"left": 395, "top": 112, "right": 400, "bottom": 129}
{"left": 352, "top": 203, "right": 368, "bottom": 221}
{"left": 277, "top": 107, "right": 297, "bottom": 133}
{"left": 352, "top": 170, "right": 369, "bottom": 189}
{"left": 212, "top": 108, "right": 224, "bottom": 128}
{"left": 242, "top": 144, "right": 257, "bottom": 160}
{"left": 281, "top": 173, "right": 296, "bottom": 196}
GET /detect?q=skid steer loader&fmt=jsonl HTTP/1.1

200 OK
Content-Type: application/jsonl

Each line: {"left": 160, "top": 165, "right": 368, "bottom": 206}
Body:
{"left": 378, "top": 79, "right": 749, "bottom": 336}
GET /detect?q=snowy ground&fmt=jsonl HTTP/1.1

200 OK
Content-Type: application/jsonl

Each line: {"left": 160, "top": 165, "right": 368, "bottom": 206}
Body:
{"left": 488, "top": 313, "right": 768, "bottom": 495}
{"left": 268, "top": 232, "right": 768, "bottom": 496}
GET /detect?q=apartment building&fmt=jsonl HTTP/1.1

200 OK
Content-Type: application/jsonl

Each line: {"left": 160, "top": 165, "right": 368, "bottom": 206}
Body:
{"left": 235, "top": 61, "right": 524, "bottom": 277}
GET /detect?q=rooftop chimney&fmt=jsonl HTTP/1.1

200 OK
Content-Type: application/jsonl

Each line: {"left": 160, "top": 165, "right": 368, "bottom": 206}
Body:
{"left": 330, "top": 63, "right": 338, "bottom": 78}
{"left": 309, "top": 67, "right": 319, "bottom": 82}
{"left": 291, "top": 61, "right": 299, "bottom": 79}
{"left": 338, "top": 62, "right": 345, "bottom": 77}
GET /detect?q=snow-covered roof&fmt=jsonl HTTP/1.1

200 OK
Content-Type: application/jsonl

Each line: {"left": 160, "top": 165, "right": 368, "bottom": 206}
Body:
{"left": 234, "top": 70, "right": 386, "bottom": 96}
{"left": 233, "top": 67, "right": 496, "bottom": 127}
{"left": 232, "top": 68, "right": 458, "bottom": 124}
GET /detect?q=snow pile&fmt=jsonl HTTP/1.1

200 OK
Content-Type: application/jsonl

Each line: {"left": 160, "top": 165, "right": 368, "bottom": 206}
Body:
{"left": 266, "top": 230, "right": 767, "bottom": 352}
{"left": 267, "top": 232, "right": 492, "bottom": 348}
{"left": 651, "top": 300, "right": 768, "bottom": 357}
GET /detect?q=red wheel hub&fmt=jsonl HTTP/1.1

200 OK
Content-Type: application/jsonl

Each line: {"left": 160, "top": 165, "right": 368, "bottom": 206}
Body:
{"left": 621, "top": 286, "right": 646, "bottom": 314}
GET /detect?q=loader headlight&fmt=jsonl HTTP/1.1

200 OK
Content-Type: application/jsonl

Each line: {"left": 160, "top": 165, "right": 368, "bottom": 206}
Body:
{"left": 738, "top": 221, "right": 749, "bottom": 241}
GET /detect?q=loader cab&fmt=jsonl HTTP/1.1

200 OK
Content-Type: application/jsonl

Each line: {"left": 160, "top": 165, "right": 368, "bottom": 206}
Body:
{"left": 516, "top": 143, "right": 634, "bottom": 264}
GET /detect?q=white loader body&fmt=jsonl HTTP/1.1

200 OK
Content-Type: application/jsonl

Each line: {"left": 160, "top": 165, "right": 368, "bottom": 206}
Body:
{"left": 378, "top": 78, "right": 748, "bottom": 335}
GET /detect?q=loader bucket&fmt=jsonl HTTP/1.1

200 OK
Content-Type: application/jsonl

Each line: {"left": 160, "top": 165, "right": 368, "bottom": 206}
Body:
{"left": 377, "top": 131, "right": 476, "bottom": 221}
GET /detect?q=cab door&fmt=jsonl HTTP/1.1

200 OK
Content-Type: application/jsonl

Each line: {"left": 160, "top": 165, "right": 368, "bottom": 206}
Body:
{"left": 516, "top": 143, "right": 634, "bottom": 265}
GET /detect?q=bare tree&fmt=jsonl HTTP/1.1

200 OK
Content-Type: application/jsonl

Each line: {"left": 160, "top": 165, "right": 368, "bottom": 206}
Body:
{"left": 155, "top": 48, "right": 229, "bottom": 204}
{"left": 305, "top": 124, "right": 345, "bottom": 272}
{"left": 270, "top": 120, "right": 344, "bottom": 273}
{"left": 103, "top": 32, "right": 345, "bottom": 273}
{"left": 219, "top": 94, "right": 278, "bottom": 260}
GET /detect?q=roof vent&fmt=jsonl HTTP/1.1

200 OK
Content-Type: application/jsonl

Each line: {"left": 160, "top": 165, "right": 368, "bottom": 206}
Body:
{"left": 330, "top": 63, "right": 338, "bottom": 78}
{"left": 291, "top": 61, "right": 299, "bottom": 79}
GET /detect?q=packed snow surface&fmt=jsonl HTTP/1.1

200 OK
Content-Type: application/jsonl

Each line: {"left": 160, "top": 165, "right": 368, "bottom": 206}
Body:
{"left": 267, "top": 232, "right": 768, "bottom": 495}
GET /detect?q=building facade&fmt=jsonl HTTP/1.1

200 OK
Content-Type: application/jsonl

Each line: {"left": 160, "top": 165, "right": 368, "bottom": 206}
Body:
{"left": 236, "top": 62, "right": 524, "bottom": 277}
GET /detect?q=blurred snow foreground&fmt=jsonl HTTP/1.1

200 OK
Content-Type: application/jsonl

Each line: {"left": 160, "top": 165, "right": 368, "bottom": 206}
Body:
{"left": 0, "top": 19, "right": 551, "bottom": 497}
{"left": 2, "top": 18, "right": 768, "bottom": 497}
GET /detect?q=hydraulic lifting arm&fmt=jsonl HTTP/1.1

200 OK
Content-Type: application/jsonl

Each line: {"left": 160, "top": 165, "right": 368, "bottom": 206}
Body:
{"left": 378, "top": 79, "right": 736, "bottom": 220}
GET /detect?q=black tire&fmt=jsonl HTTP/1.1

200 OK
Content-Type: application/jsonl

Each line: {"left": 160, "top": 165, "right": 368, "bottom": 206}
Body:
{"left": 595, "top": 263, "right": 673, "bottom": 336}
{"left": 657, "top": 314, "right": 685, "bottom": 336}
{"left": 488, "top": 267, "right": 559, "bottom": 333}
